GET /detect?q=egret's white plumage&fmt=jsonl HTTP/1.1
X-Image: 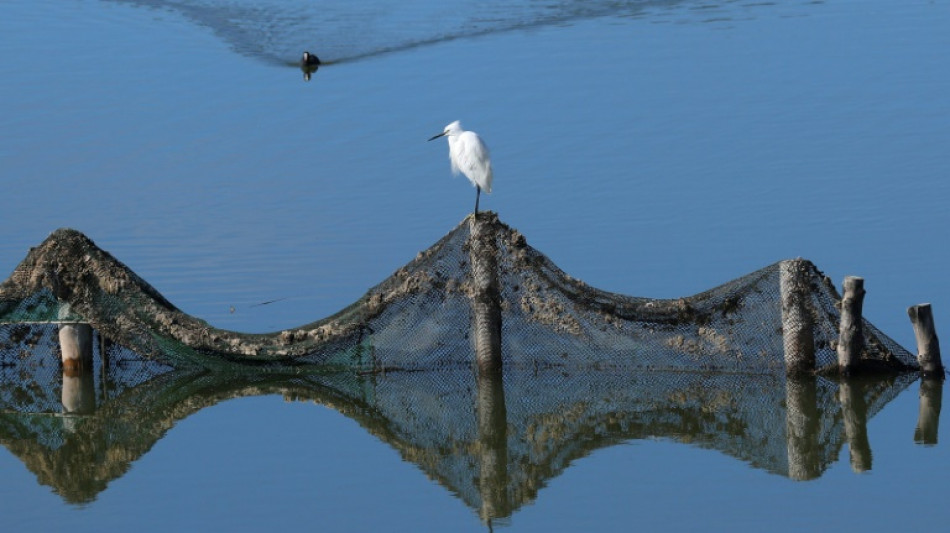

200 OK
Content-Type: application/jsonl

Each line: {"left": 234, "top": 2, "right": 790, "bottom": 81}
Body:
{"left": 428, "top": 120, "right": 493, "bottom": 214}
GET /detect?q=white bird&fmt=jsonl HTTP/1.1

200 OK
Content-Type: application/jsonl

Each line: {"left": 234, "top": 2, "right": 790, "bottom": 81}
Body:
{"left": 428, "top": 120, "right": 493, "bottom": 215}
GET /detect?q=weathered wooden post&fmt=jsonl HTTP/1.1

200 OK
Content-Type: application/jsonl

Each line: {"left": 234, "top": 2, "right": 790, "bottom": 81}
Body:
{"left": 785, "top": 375, "right": 821, "bottom": 480}
{"left": 837, "top": 276, "right": 865, "bottom": 374}
{"left": 59, "top": 323, "right": 96, "bottom": 418}
{"left": 476, "top": 372, "right": 510, "bottom": 523}
{"left": 99, "top": 332, "right": 110, "bottom": 402}
{"left": 915, "top": 378, "right": 942, "bottom": 445}
{"left": 470, "top": 215, "right": 503, "bottom": 376}
{"left": 839, "top": 379, "right": 871, "bottom": 472}
{"left": 907, "top": 303, "right": 944, "bottom": 377}
{"left": 61, "top": 364, "right": 95, "bottom": 419}
{"left": 469, "top": 214, "right": 507, "bottom": 523}
{"left": 780, "top": 259, "right": 815, "bottom": 375}
{"left": 59, "top": 323, "right": 93, "bottom": 374}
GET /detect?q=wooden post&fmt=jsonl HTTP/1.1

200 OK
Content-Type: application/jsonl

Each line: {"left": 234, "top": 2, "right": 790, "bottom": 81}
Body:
{"left": 915, "top": 378, "right": 942, "bottom": 445}
{"left": 59, "top": 323, "right": 93, "bottom": 374}
{"left": 780, "top": 259, "right": 815, "bottom": 375}
{"left": 99, "top": 331, "right": 110, "bottom": 403}
{"left": 839, "top": 379, "right": 871, "bottom": 472}
{"left": 837, "top": 276, "right": 865, "bottom": 374}
{"left": 470, "top": 215, "right": 507, "bottom": 522}
{"left": 61, "top": 364, "right": 95, "bottom": 417}
{"left": 59, "top": 323, "right": 95, "bottom": 418}
{"left": 908, "top": 303, "right": 944, "bottom": 377}
{"left": 470, "top": 216, "right": 503, "bottom": 376}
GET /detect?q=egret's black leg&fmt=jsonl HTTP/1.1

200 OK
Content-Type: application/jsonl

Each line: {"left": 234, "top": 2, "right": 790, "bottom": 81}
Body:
{"left": 474, "top": 186, "right": 481, "bottom": 216}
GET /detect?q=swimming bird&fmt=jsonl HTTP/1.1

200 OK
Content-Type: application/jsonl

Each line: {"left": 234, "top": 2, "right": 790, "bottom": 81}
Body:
{"left": 300, "top": 51, "right": 320, "bottom": 81}
{"left": 300, "top": 51, "right": 321, "bottom": 67}
{"left": 428, "top": 121, "right": 493, "bottom": 215}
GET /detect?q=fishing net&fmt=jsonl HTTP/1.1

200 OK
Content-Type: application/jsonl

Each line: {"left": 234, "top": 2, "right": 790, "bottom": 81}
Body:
{"left": 0, "top": 215, "right": 923, "bottom": 509}
{"left": 0, "top": 323, "right": 174, "bottom": 416}
{"left": 0, "top": 213, "right": 918, "bottom": 375}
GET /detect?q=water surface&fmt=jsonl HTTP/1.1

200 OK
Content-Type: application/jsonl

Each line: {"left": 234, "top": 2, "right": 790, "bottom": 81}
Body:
{"left": 1, "top": 0, "right": 949, "bottom": 530}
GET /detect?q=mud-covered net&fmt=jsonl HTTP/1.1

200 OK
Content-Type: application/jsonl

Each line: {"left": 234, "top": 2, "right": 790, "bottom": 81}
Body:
{"left": 0, "top": 214, "right": 918, "bottom": 374}
{"left": 0, "top": 215, "right": 926, "bottom": 513}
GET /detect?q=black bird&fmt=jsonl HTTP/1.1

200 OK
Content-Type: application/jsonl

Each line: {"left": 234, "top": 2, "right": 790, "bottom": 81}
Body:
{"left": 300, "top": 51, "right": 321, "bottom": 81}
{"left": 301, "top": 51, "right": 320, "bottom": 67}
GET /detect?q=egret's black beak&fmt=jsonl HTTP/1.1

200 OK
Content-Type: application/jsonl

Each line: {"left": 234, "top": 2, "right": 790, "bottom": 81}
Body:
{"left": 428, "top": 131, "right": 447, "bottom": 141}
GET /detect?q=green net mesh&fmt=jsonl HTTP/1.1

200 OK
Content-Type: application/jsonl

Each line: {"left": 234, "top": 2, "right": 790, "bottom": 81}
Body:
{"left": 0, "top": 214, "right": 918, "bottom": 374}
{"left": 0, "top": 214, "right": 925, "bottom": 513}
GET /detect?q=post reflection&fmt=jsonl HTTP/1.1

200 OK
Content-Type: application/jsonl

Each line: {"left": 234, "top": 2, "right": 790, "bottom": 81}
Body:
{"left": 785, "top": 376, "right": 821, "bottom": 481}
{"left": 839, "top": 379, "right": 871, "bottom": 472}
{"left": 915, "top": 379, "right": 943, "bottom": 445}
{"left": 0, "top": 322, "right": 923, "bottom": 513}
{"left": 477, "top": 372, "right": 509, "bottom": 523}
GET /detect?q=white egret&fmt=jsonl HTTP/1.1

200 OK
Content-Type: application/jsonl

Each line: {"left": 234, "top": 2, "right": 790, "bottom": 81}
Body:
{"left": 428, "top": 121, "right": 493, "bottom": 215}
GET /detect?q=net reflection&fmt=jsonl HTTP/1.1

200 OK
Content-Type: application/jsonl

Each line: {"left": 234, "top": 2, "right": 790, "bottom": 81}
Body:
{"left": 0, "top": 323, "right": 927, "bottom": 519}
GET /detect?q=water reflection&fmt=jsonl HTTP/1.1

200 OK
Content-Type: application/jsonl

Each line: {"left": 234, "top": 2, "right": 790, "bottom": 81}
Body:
{"left": 915, "top": 379, "right": 942, "bottom": 445}
{"left": 784, "top": 376, "right": 820, "bottom": 480}
{"left": 477, "top": 373, "right": 509, "bottom": 522}
{"left": 0, "top": 323, "right": 930, "bottom": 519}
{"left": 105, "top": 0, "right": 800, "bottom": 66}
{"left": 839, "top": 379, "right": 872, "bottom": 472}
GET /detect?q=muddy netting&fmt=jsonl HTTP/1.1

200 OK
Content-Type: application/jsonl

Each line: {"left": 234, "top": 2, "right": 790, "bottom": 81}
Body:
{"left": 0, "top": 216, "right": 927, "bottom": 510}
{"left": 0, "top": 213, "right": 918, "bottom": 375}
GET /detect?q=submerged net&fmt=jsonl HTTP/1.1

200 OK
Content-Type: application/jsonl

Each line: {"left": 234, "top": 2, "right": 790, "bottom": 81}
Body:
{"left": 0, "top": 323, "right": 175, "bottom": 416}
{"left": 0, "top": 214, "right": 918, "bottom": 375}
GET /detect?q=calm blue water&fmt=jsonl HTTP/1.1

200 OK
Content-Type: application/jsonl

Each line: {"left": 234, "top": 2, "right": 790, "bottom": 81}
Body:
{"left": 2, "top": 0, "right": 949, "bottom": 530}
